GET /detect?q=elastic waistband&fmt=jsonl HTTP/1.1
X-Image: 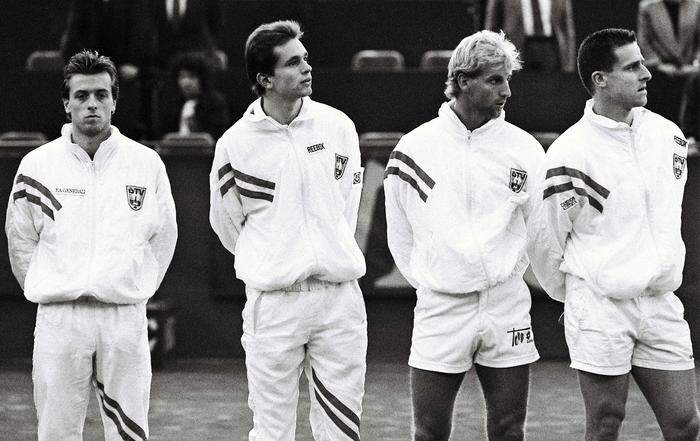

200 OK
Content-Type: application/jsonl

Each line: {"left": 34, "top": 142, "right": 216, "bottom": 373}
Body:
{"left": 283, "top": 277, "right": 339, "bottom": 292}
{"left": 74, "top": 295, "right": 102, "bottom": 304}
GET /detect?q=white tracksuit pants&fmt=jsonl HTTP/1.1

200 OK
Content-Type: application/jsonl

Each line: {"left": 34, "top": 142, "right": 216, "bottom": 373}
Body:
{"left": 242, "top": 278, "right": 367, "bottom": 441}
{"left": 32, "top": 299, "right": 151, "bottom": 441}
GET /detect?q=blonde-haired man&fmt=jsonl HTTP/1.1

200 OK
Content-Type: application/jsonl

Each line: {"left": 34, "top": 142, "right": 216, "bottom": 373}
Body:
{"left": 385, "top": 30, "right": 554, "bottom": 440}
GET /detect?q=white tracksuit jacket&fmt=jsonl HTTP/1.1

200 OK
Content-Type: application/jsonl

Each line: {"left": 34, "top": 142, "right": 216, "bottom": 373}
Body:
{"left": 384, "top": 101, "right": 556, "bottom": 294}
{"left": 209, "top": 98, "right": 366, "bottom": 292}
{"left": 5, "top": 124, "right": 178, "bottom": 304}
{"left": 539, "top": 100, "right": 688, "bottom": 301}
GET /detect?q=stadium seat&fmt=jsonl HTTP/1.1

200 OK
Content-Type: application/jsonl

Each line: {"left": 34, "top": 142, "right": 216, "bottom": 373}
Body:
{"left": 359, "top": 131, "right": 404, "bottom": 161}
{"left": 157, "top": 132, "right": 215, "bottom": 155}
{"left": 531, "top": 131, "right": 560, "bottom": 149}
{"left": 351, "top": 50, "right": 405, "bottom": 71}
{"left": 419, "top": 50, "right": 453, "bottom": 72}
{"left": 26, "top": 50, "right": 64, "bottom": 73}
{"left": 0, "top": 131, "right": 47, "bottom": 142}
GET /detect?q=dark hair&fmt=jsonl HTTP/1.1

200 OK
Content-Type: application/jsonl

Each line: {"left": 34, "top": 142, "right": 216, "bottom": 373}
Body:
{"left": 577, "top": 28, "right": 637, "bottom": 96}
{"left": 244, "top": 20, "right": 303, "bottom": 96}
{"left": 61, "top": 49, "right": 119, "bottom": 101}
{"left": 171, "top": 52, "right": 213, "bottom": 94}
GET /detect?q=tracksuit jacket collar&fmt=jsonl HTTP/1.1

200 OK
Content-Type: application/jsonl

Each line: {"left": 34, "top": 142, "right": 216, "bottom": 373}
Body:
{"left": 583, "top": 99, "right": 646, "bottom": 134}
{"left": 245, "top": 97, "right": 314, "bottom": 128}
{"left": 438, "top": 100, "right": 505, "bottom": 139}
{"left": 61, "top": 123, "right": 121, "bottom": 164}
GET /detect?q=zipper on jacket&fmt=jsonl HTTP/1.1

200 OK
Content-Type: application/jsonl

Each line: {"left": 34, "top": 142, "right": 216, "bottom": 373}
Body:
{"left": 463, "top": 133, "right": 491, "bottom": 286}
{"left": 87, "top": 161, "right": 97, "bottom": 292}
{"left": 286, "top": 125, "right": 319, "bottom": 269}
{"left": 629, "top": 129, "right": 662, "bottom": 270}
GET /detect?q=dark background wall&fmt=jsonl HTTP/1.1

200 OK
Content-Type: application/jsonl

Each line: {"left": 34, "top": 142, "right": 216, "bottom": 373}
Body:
{"left": 0, "top": 0, "right": 696, "bottom": 362}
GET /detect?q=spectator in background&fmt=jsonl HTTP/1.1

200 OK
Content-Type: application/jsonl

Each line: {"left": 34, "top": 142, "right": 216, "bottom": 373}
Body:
{"left": 153, "top": 0, "right": 226, "bottom": 71}
{"left": 61, "top": 0, "right": 153, "bottom": 82}
{"left": 161, "top": 52, "right": 230, "bottom": 140}
{"left": 485, "top": 0, "right": 576, "bottom": 72}
{"left": 637, "top": 0, "right": 700, "bottom": 78}
{"left": 680, "top": 71, "right": 700, "bottom": 152}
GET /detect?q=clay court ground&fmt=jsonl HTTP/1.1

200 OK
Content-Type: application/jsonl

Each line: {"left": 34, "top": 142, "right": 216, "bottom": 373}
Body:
{"left": 2, "top": 359, "right": 698, "bottom": 440}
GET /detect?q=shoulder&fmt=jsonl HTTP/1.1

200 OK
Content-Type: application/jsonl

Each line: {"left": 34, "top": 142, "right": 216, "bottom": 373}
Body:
{"left": 639, "top": 0, "right": 661, "bottom": 12}
{"left": 19, "top": 137, "right": 65, "bottom": 168}
{"left": 500, "top": 121, "right": 543, "bottom": 151}
{"left": 546, "top": 119, "right": 589, "bottom": 162}
{"left": 398, "top": 118, "right": 441, "bottom": 150}
{"left": 120, "top": 134, "right": 164, "bottom": 166}
{"left": 308, "top": 100, "right": 356, "bottom": 131}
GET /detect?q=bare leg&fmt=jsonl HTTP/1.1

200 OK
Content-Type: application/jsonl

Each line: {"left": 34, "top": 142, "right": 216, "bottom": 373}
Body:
{"left": 411, "top": 367, "right": 465, "bottom": 441}
{"left": 631, "top": 366, "right": 699, "bottom": 441}
{"left": 577, "top": 370, "right": 630, "bottom": 441}
{"left": 475, "top": 363, "right": 530, "bottom": 441}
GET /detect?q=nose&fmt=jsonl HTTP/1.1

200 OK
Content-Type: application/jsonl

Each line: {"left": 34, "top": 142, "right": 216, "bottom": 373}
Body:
{"left": 302, "top": 59, "right": 312, "bottom": 73}
{"left": 501, "top": 81, "right": 511, "bottom": 98}
{"left": 86, "top": 93, "right": 98, "bottom": 109}
{"left": 640, "top": 63, "right": 652, "bottom": 82}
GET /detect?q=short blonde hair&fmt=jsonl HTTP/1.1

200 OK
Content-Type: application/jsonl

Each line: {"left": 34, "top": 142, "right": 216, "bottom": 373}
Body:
{"left": 444, "top": 30, "right": 522, "bottom": 100}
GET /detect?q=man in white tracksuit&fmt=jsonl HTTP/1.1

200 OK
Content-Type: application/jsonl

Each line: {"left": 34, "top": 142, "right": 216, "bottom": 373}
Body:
{"left": 5, "top": 50, "right": 177, "bottom": 441}
{"left": 384, "top": 30, "right": 556, "bottom": 441}
{"left": 540, "top": 28, "right": 699, "bottom": 440}
{"left": 209, "top": 21, "right": 366, "bottom": 441}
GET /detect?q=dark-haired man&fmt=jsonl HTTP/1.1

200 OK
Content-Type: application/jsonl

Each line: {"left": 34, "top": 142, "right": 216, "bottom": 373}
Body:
{"left": 6, "top": 50, "right": 177, "bottom": 440}
{"left": 209, "top": 21, "right": 366, "bottom": 440}
{"left": 541, "top": 28, "right": 699, "bottom": 440}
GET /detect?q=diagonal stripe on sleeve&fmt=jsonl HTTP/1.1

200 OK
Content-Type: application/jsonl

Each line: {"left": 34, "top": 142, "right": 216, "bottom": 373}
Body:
{"left": 218, "top": 163, "right": 233, "bottom": 180}
{"left": 16, "top": 174, "right": 62, "bottom": 210}
{"left": 13, "top": 190, "right": 55, "bottom": 220}
{"left": 385, "top": 167, "right": 428, "bottom": 202}
{"left": 233, "top": 168, "right": 276, "bottom": 190}
{"left": 545, "top": 167, "right": 610, "bottom": 198}
{"left": 314, "top": 390, "right": 361, "bottom": 441}
{"left": 219, "top": 176, "right": 236, "bottom": 197}
{"left": 389, "top": 151, "right": 435, "bottom": 188}
{"left": 237, "top": 187, "right": 274, "bottom": 202}
{"left": 543, "top": 182, "right": 604, "bottom": 213}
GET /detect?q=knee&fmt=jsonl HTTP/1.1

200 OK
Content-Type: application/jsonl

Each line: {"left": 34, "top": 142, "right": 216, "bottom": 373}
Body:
{"left": 414, "top": 417, "right": 451, "bottom": 441}
{"left": 664, "top": 411, "right": 700, "bottom": 441}
{"left": 488, "top": 410, "right": 526, "bottom": 441}
{"left": 591, "top": 404, "right": 625, "bottom": 441}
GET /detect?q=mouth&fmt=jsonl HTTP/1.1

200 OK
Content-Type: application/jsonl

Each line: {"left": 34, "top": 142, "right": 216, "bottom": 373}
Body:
{"left": 301, "top": 77, "right": 312, "bottom": 85}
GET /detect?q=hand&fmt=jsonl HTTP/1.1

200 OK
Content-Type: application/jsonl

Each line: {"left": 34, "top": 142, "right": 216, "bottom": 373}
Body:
{"left": 119, "top": 64, "right": 139, "bottom": 81}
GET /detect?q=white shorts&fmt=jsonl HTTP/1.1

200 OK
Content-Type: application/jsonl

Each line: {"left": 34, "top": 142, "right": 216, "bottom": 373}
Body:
{"left": 564, "top": 276, "right": 695, "bottom": 376}
{"left": 33, "top": 299, "right": 151, "bottom": 441}
{"left": 242, "top": 278, "right": 367, "bottom": 441}
{"left": 409, "top": 275, "right": 540, "bottom": 374}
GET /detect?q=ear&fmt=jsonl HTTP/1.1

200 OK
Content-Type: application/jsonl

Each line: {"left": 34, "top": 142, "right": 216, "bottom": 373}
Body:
{"left": 456, "top": 72, "right": 470, "bottom": 91}
{"left": 62, "top": 98, "right": 70, "bottom": 114}
{"left": 591, "top": 71, "right": 607, "bottom": 89}
{"left": 256, "top": 73, "right": 273, "bottom": 91}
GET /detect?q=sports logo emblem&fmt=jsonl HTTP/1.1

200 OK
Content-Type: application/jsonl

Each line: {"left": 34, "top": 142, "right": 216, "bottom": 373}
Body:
{"left": 509, "top": 168, "right": 527, "bottom": 193}
{"left": 673, "top": 153, "right": 686, "bottom": 179}
{"left": 126, "top": 185, "right": 147, "bottom": 211}
{"left": 674, "top": 135, "right": 688, "bottom": 147}
{"left": 335, "top": 154, "right": 349, "bottom": 180}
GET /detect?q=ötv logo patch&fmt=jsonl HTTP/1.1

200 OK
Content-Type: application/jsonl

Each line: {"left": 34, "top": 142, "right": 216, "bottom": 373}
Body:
{"left": 126, "top": 185, "right": 147, "bottom": 211}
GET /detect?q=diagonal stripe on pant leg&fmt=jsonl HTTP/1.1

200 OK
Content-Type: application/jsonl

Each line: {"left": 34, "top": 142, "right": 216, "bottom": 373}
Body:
{"left": 314, "top": 390, "right": 360, "bottom": 441}
{"left": 95, "top": 380, "right": 147, "bottom": 440}
{"left": 97, "top": 390, "right": 138, "bottom": 441}
{"left": 312, "top": 369, "right": 361, "bottom": 426}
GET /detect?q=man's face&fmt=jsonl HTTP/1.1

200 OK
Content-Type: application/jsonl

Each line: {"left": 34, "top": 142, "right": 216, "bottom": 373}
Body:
{"left": 63, "top": 72, "right": 116, "bottom": 138}
{"left": 461, "top": 63, "right": 512, "bottom": 120}
{"left": 601, "top": 42, "right": 651, "bottom": 109}
{"left": 177, "top": 69, "right": 202, "bottom": 100}
{"left": 267, "top": 38, "right": 312, "bottom": 99}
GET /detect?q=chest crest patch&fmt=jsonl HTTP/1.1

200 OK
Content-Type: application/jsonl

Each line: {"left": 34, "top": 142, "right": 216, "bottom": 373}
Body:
{"left": 335, "top": 154, "right": 349, "bottom": 180}
{"left": 126, "top": 185, "right": 147, "bottom": 211}
{"left": 509, "top": 168, "right": 527, "bottom": 193}
{"left": 673, "top": 153, "right": 686, "bottom": 180}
